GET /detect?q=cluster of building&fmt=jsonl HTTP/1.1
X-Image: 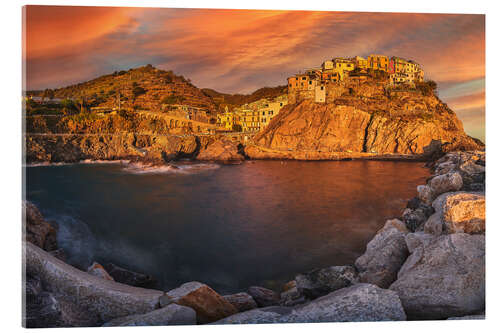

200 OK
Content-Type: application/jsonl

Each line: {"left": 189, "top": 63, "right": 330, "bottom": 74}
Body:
{"left": 217, "top": 95, "right": 288, "bottom": 132}
{"left": 162, "top": 104, "right": 211, "bottom": 122}
{"left": 287, "top": 54, "right": 425, "bottom": 104}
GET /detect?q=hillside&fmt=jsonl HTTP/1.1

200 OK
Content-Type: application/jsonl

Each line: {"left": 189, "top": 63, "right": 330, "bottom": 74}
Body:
{"left": 29, "top": 65, "right": 217, "bottom": 114}
{"left": 202, "top": 86, "right": 287, "bottom": 111}
{"left": 248, "top": 80, "right": 483, "bottom": 158}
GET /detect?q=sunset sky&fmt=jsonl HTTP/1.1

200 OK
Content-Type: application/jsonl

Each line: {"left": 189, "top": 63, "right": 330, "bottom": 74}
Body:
{"left": 23, "top": 6, "right": 485, "bottom": 141}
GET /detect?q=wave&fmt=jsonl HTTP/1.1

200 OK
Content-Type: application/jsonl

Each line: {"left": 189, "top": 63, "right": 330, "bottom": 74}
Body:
{"left": 122, "top": 162, "right": 220, "bottom": 175}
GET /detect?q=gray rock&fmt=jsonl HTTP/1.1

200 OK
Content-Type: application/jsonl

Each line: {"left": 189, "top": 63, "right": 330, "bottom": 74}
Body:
{"left": 423, "top": 212, "right": 444, "bottom": 236}
{"left": 280, "top": 287, "right": 307, "bottom": 307}
{"left": 389, "top": 233, "right": 485, "bottom": 320}
{"left": 295, "top": 265, "right": 358, "bottom": 299}
{"left": 355, "top": 222, "right": 409, "bottom": 288}
{"left": 429, "top": 172, "right": 463, "bottom": 197}
{"left": 102, "top": 304, "right": 196, "bottom": 326}
{"left": 417, "top": 185, "right": 434, "bottom": 205}
{"left": 247, "top": 286, "right": 280, "bottom": 307}
{"left": 280, "top": 283, "right": 406, "bottom": 322}
{"left": 404, "top": 232, "right": 435, "bottom": 253}
{"left": 223, "top": 292, "right": 258, "bottom": 312}
{"left": 214, "top": 306, "right": 292, "bottom": 324}
{"left": 24, "top": 241, "right": 164, "bottom": 323}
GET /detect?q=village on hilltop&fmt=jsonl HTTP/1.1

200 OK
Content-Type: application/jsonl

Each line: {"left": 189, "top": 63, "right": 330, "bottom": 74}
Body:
{"left": 217, "top": 54, "right": 425, "bottom": 132}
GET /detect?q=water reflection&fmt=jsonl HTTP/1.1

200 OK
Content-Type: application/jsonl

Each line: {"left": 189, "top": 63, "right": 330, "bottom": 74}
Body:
{"left": 26, "top": 160, "right": 429, "bottom": 294}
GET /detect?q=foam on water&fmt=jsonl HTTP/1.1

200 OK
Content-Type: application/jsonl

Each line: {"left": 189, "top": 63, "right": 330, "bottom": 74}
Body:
{"left": 122, "top": 162, "right": 220, "bottom": 175}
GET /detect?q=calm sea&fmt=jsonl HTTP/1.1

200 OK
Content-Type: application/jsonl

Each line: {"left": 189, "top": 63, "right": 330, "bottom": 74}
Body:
{"left": 25, "top": 160, "right": 429, "bottom": 294}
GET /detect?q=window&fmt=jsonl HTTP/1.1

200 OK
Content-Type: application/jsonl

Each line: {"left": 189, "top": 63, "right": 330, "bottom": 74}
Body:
{"left": 280, "top": 103, "right": 283, "bottom": 106}
{"left": 269, "top": 111, "right": 273, "bottom": 115}
{"left": 262, "top": 111, "right": 265, "bottom": 115}
{"left": 309, "top": 81, "right": 312, "bottom": 85}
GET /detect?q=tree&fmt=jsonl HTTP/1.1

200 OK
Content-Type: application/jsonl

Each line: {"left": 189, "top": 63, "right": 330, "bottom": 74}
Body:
{"left": 132, "top": 86, "right": 146, "bottom": 98}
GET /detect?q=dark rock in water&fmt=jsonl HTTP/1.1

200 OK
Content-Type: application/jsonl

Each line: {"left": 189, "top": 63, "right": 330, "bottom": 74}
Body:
{"left": 406, "top": 197, "right": 421, "bottom": 210}
{"left": 402, "top": 202, "right": 434, "bottom": 232}
{"left": 295, "top": 265, "right": 358, "bottom": 300}
{"left": 102, "top": 304, "right": 196, "bottom": 326}
{"left": 23, "top": 201, "right": 58, "bottom": 251}
{"left": 247, "top": 286, "right": 280, "bottom": 307}
{"left": 223, "top": 292, "right": 258, "bottom": 312}
{"left": 103, "top": 263, "right": 158, "bottom": 289}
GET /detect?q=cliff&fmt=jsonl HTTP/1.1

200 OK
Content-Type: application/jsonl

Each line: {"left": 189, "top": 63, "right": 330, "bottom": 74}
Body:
{"left": 249, "top": 83, "right": 482, "bottom": 159}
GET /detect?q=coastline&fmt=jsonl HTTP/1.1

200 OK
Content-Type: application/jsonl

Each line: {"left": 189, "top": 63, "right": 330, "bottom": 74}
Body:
{"left": 23, "top": 149, "right": 485, "bottom": 326}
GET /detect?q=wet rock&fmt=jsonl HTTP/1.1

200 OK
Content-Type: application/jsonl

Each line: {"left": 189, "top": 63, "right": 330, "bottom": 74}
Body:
{"left": 102, "top": 303, "right": 196, "bottom": 326}
{"left": 197, "top": 139, "right": 244, "bottom": 163}
{"left": 23, "top": 201, "right": 58, "bottom": 251}
{"left": 355, "top": 220, "right": 409, "bottom": 288}
{"left": 247, "top": 286, "right": 280, "bottom": 307}
{"left": 223, "top": 292, "right": 258, "bottom": 312}
{"left": 24, "top": 242, "right": 164, "bottom": 323}
{"left": 280, "top": 283, "right": 406, "bottom": 323}
{"left": 215, "top": 306, "right": 292, "bottom": 324}
{"left": 406, "top": 197, "right": 421, "bottom": 210}
{"left": 103, "top": 263, "right": 157, "bottom": 289}
{"left": 87, "top": 262, "right": 114, "bottom": 281}
{"left": 165, "top": 281, "right": 238, "bottom": 324}
{"left": 389, "top": 233, "right": 485, "bottom": 320}
{"left": 442, "top": 192, "right": 485, "bottom": 234}
{"left": 429, "top": 172, "right": 463, "bottom": 197}
{"left": 295, "top": 265, "right": 358, "bottom": 299}
{"left": 434, "top": 161, "right": 456, "bottom": 175}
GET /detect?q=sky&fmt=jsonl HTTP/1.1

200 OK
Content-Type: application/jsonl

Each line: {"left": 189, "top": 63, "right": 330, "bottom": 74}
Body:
{"left": 23, "top": 6, "right": 485, "bottom": 141}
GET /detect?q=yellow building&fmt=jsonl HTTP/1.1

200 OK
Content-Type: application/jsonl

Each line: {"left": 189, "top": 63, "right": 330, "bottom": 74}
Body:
{"left": 259, "top": 96, "right": 288, "bottom": 128}
{"left": 367, "top": 54, "right": 389, "bottom": 71}
{"left": 217, "top": 112, "right": 234, "bottom": 131}
{"left": 234, "top": 109, "right": 261, "bottom": 132}
{"left": 332, "top": 58, "right": 355, "bottom": 80}
{"left": 352, "top": 56, "right": 368, "bottom": 70}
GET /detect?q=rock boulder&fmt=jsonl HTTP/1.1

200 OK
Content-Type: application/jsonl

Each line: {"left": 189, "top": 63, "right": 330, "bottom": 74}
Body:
{"left": 247, "top": 286, "right": 280, "bottom": 307}
{"left": 355, "top": 220, "right": 409, "bottom": 288}
{"left": 164, "top": 281, "right": 238, "bottom": 324}
{"left": 102, "top": 304, "right": 196, "bottom": 326}
{"left": 223, "top": 292, "right": 258, "bottom": 312}
{"left": 389, "top": 233, "right": 485, "bottom": 319}
{"left": 295, "top": 265, "right": 358, "bottom": 299}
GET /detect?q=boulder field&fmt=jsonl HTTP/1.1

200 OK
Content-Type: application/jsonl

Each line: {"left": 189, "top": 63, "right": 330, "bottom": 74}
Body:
{"left": 23, "top": 150, "right": 485, "bottom": 326}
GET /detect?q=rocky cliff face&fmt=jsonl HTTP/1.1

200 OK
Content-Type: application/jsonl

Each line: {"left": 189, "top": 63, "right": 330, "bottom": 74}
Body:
{"left": 251, "top": 86, "right": 482, "bottom": 157}
{"left": 25, "top": 113, "right": 216, "bottom": 164}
